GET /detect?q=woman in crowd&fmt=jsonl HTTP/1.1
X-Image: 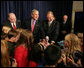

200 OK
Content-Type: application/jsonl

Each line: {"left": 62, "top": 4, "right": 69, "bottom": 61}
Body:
{"left": 62, "top": 33, "right": 83, "bottom": 67}
{"left": 14, "top": 29, "right": 34, "bottom": 67}
{"left": 16, "top": 28, "right": 34, "bottom": 51}
{"left": 64, "top": 33, "right": 81, "bottom": 56}
{"left": 1, "top": 40, "right": 17, "bottom": 67}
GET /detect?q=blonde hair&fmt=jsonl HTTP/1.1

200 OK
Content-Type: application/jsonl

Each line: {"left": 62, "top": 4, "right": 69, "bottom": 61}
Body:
{"left": 8, "top": 13, "right": 16, "bottom": 18}
{"left": 16, "top": 28, "right": 34, "bottom": 48}
{"left": 65, "top": 33, "right": 81, "bottom": 55}
{"left": 77, "top": 33, "right": 83, "bottom": 47}
{"left": 1, "top": 40, "right": 10, "bottom": 67}
{"left": 16, "top": 28, "right": 25, "bottom": 33}
{"left": 2, "top": 26, "right": 11, "bottom": 34}
{"left": 77, "top": 33, "right": 83, "bottom": 39}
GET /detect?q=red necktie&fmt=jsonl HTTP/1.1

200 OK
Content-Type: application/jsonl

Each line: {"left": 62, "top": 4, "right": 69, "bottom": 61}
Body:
{"left": 31, "top": 20, "right": 35, "bottom": 32}
{"left": 13, "top": 23, "right": 16, "bottom": 30}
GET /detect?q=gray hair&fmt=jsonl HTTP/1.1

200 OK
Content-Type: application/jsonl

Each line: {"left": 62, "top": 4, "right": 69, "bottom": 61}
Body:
{"left": 8, "top": 13, "right": 16, "bottom": 18}
{"left": 31, "top": 9, "right": 39, "bottom": 14}
{"left": 47, "top": 11, "right": 55, "bottom": 20}
{"left": 47, "top": 11, "right": 54, "bottom": 16}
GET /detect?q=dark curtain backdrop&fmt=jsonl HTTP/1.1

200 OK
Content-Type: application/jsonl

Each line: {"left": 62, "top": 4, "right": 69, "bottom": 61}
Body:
{"left": 1, "top": 1, "right": 72, "bottom": 25}
{"left": 74, "top": 12, "right": 83, "bottom": 33}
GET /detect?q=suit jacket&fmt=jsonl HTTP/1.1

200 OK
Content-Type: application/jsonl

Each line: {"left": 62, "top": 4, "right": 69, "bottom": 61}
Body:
{"left": 3, "top": 20, "right": 21, "bottom": 30}
{"left": 60, "top": 21, "right": 72, "bottom": 34}
{"left": 42, "top": 20, "right": 60, "bottom": 42}
{"left": 24, "top": 18, "right": 42, "bottom": 44}
{"left": 58, "top": 20, "right": 72, "bottom": 41}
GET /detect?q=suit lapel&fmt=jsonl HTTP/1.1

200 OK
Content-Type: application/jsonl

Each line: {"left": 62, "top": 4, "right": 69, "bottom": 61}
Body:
{"left": 16, "top": 20, "right": 18, "bottom": 29}
{"left": 9, "top": 21, "right": 14, "bottom": 29}
{"left": 48, "top": 21, "right": 54, "bottom": 33}
{"left": 46, "top": 21, "right": 49, "bottom": 31}
{"left": 33, "top": 20, "right": 38, "bottom": 33}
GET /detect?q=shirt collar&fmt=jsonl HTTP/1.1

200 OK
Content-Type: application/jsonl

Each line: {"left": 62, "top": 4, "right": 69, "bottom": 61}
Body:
{"left": 11, "top": 22, "right": 16, "bottom": 27}
{"left": 31, "top": 19, "right": 36, "bottom": 26}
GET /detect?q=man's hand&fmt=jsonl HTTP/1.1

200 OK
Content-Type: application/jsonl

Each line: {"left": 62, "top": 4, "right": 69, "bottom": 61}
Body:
{"left": 67, "top": 56, "right": 75, "bottom": 65}
{"left": 12, "top": 58, "right": 17, "bottom": 67}
{"left": 61, "top": 54, "right": 67, "bottom": 65}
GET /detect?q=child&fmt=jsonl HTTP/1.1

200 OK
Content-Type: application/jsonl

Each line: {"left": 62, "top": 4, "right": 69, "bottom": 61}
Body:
{"left": 44, "top": 45, "right": 61, "bottom": 67}
{"left": 28, "top": 44, "right": 44, "bottom": 67}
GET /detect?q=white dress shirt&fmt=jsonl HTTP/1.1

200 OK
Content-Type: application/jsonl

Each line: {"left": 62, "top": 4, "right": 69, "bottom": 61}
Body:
{"left": 31, "top": 19, "right": 36, "bottom": 28}
{"left": 11, "top": 22, "right": 16, "bottom": 28}
{"left": 48, "top": 20, "right": 53, "bottom": 27}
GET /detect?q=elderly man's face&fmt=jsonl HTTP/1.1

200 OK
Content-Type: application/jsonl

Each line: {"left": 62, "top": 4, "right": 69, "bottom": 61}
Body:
{"left": 31, "top": 11, "right": 39, "bottom": 20}
{"left": 47, "top": 13, "right": 53, "bottom": 22}
{"left": 63, "top": 15, "right": 68, "bottom": 21}
{"left": 8, "top": 13, "right": 16, "bottom": 23}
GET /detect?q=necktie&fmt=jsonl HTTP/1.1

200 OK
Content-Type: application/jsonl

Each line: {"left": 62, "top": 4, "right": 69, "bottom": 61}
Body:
{"left": 49, "top": 23, "right": 51, "bottom": 27}
{"left": 31, "top": 20, "right": 35, "bottom": 32}
{"left": 13, "top": 23, "right": 16, "bottom": 30}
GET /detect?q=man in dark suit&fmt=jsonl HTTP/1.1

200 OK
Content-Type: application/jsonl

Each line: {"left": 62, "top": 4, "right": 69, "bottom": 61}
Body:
{"left": 59, "top": 15, "right": 72, "bottom": 41}
{"left": 23, "top": 9, "right": 43, "bottom": 44}
{"left": 42, "top": 11, "right": 60, "bottom": 43}
{"left": 2, "top": 13, "right": 21, "bottom": 30}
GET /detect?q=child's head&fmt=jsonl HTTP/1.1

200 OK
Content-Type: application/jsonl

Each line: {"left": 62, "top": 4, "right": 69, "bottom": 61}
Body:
{"left": 44, "top": 45, "right": 61, "bottom": 66}
{"left": 30, "top": 44, "right": 44, "bottom": 63}
{"left": 16, "top": 29, "right": 34, "bottom": 49}
{"left": 16, "top": 28, "right": 34, "bottom": 47}
{"left": 64, "top": 33, "right": 81, "bottom": 54}
{"left": 45, "top": 36, "right": 49, "bottom": 42}
{"left": 1, "top": 26, "right": 11, "bottom": 40}
{"left": 51, "top": 41, "right": 55, "bottom": 45}
{"left": 2, "top": 26, "right": 11, "bottom": 34}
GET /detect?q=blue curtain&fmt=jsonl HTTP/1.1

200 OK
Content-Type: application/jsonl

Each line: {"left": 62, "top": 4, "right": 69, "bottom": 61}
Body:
{"left": 1, "top": 1, "right": 72, "bottom": 25}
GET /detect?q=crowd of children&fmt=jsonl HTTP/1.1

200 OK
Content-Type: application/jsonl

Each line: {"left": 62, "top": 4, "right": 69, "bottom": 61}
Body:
{"left": 1, "top": 26, "right": 83, "bottom": 67}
